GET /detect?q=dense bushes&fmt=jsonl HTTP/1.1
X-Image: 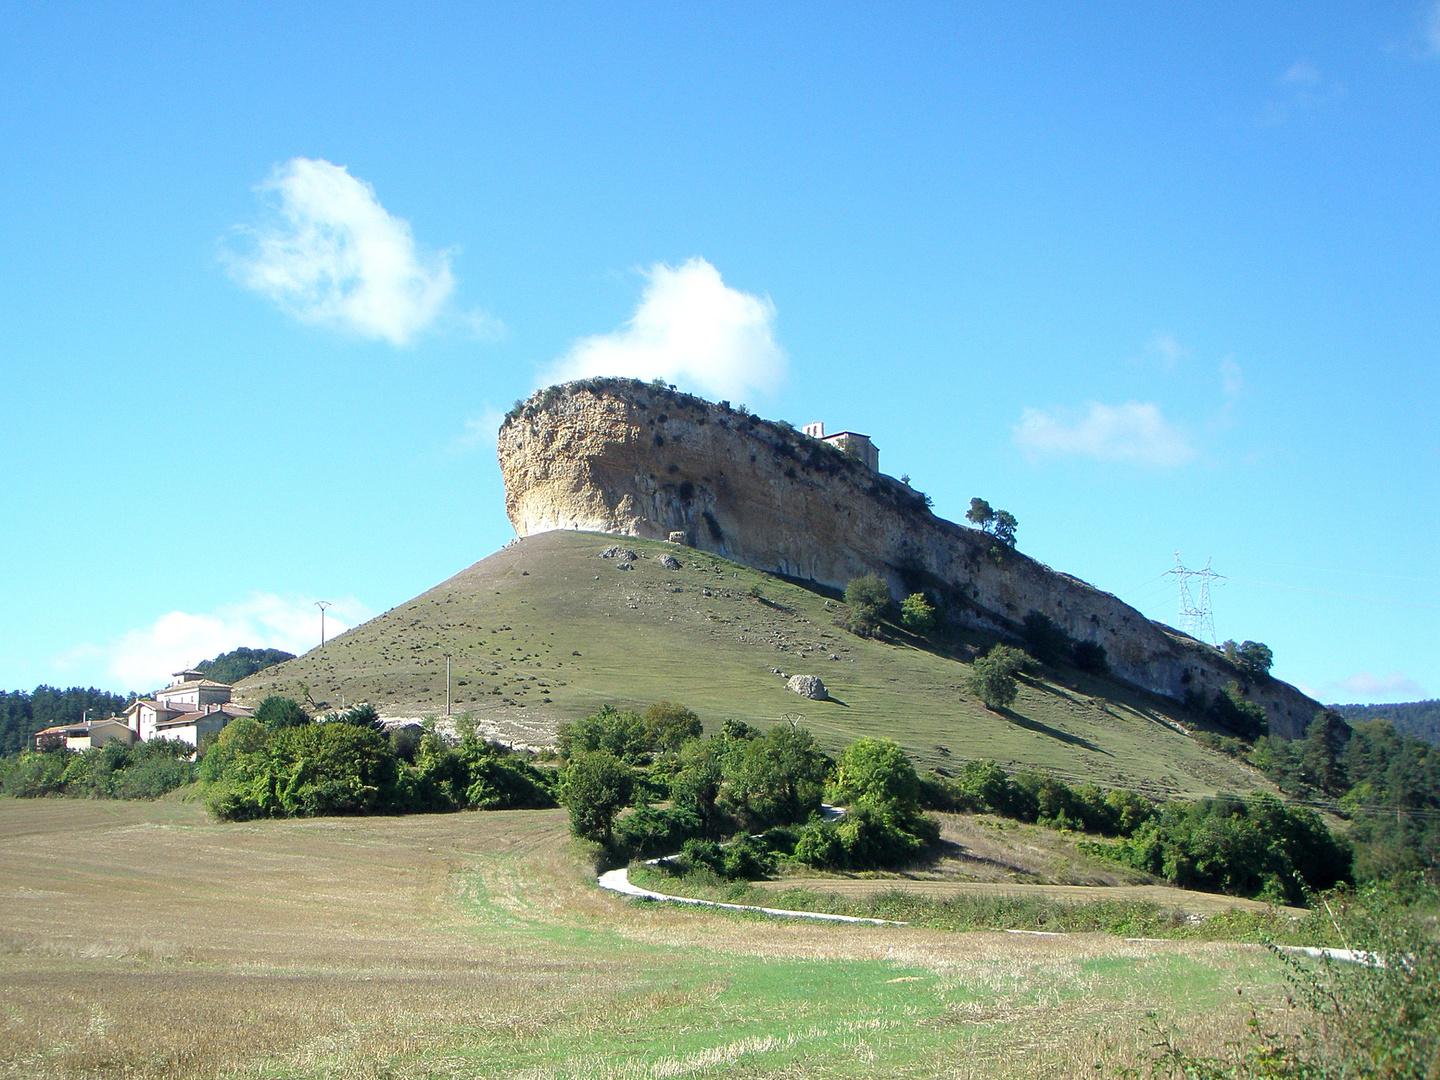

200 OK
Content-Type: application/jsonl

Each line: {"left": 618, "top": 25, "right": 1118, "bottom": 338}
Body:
{"left": 1106, "top": 793, "right": 1350, "bottom": 905}
{"left": 793, "top": 738, "right": 938, "bottom": 870}
{"left": 1208, "top": 709, "right": 1440, "bottom": 881}
{"left": 0, "top": 739, "right": 195, "bottom": 800}
{"left": 921, "top": 758, "right": 1350, "bottom": 903}
{"left": 199, "top": 711, "right": 557, "bottom": 821}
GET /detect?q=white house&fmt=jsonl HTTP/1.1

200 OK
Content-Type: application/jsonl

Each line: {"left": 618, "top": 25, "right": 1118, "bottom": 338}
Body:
{"left": 122, "top": 669, "right": 250, "bottom": 746}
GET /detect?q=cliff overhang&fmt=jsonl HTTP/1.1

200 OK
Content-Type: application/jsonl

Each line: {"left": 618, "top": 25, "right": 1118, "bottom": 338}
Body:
{"left": 498, "top": 378, "right": 1320, "bottom": 738}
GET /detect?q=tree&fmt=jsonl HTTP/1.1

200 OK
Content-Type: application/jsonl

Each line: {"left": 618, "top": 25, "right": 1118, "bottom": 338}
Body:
{"left": 722, "top": 725, "right": 831, "bottom": 828}
{"left": 842, "top": 574, "right": 891, "bottom": 635}
{"left": 966, "top": 497, "right": 1018, "bottom": 550}
{"left": 642, "top": 701, "right": 702, "bottom": 753}
{"left": 559, "top": 750, "right": 634, "bottom": 843}
{"left": 1237, "top": 640, "right": 1273, "bottom": 677}
{"left": 965, "top": 498, "right": 994, "bottom": 530}
{"left": 829, "top": 738, "right": 921, "bottom": 812}
{"left": 967, "top": 644, "right": 1028, "bottom": 710}
{"left": 900, "top": 593, "right": 937, "bottom": 635}
{"left": 991, "top": 510, "right": 1018, "bottom": 548}
{"left": 332, "top": 703, "right": 383, "bottom": 731}
{"left": 556, "top": 705, "right": 651, "bottom": 764}
{"left": 253, "top": 695, "right": 310, "bottom": 729}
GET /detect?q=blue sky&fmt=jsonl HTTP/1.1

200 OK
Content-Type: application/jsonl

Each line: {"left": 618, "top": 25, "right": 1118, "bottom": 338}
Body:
{"left": 1, "top": 3, "right": 1435, "bottom": 703}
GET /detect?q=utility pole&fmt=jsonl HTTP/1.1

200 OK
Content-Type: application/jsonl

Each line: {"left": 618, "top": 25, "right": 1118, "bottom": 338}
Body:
{"left": 315, "top": 600, "right": 332, "bottom": 647}
{"left": 444, "top": 653, "right": 452, "bottom": 717}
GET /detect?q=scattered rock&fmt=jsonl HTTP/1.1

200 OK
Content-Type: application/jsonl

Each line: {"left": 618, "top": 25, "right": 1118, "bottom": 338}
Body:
{"left": 786, "top": 674, "right": 827, "bottom": 700}
{"left": 600, "top": 546, "right": 640, "bottom": 560}
{"left": 659, "top": 554, "right": 682, "bottom": 570}
{"left": 617, "top": 561, "right": 633, "bottom": 570}
{"left": 667, "top": 531, "right": 690, "bottom": 545}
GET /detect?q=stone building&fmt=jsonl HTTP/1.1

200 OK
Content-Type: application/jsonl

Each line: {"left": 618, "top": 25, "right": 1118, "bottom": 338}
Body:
{"left": 802, "top": 422, "right": 880, "bottom": 472}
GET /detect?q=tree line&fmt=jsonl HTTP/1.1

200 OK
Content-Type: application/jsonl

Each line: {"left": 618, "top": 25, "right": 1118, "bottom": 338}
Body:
{"left": 0, "top": 686, "right": 134, "bottom": 756}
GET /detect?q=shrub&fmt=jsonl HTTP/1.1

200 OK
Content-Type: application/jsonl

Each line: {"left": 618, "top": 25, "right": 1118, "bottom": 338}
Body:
{"left": 1021, "top": 612, "right": 1068, "bottom": 666}
{"left": 1207, "top": 681, "right": 1268, "bottom": 739}
{"left": 1071, "top": 640, "right": 1109, "bottom": 674}
{"left": 719, "top": 725, "right": 831, "bottom": 829}
{"left": 900, "top": 593, "right": 937, "bottom": 635}
{"left": 1109, "top": 792, "right": 1350, "bottom": 905}
{"left": 558, "top": 750, "right": 634, "bottom": 843}
{"left": 254, "top": 696, "right": 310, "bottom": 729}
{"left": 613, "top": 805, "right": 703, "bottom": 858}
{"left": 557, "top": 705, "right": 652, "bottom": 764}
{"left": 842, "top": 574, "right": 891, "bottom": 635}
{"left": 643, "top": 701, "right": 702, "bottom": 753}
{"left": 0, "top": 749, "right": 69, "bottom": 797}
{"left": 967, "top": 644, "right": 1029, "bottom": 710}
{"left": 830, "top": 738, "right": 921, "bottom": 811}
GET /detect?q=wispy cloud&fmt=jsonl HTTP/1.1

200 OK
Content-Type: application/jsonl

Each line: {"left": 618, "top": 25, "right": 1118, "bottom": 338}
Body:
{"left": 1014, "top": 401, "right": 1196, "bottom": 467}
{"left": 1332, "top": 671, "right": 1428, "bottom": 702}
{"left": 541, "top": 257, "right": 786, "bottom": 402}
{"left": 54, "top": 594, "right": 372, "bottom": 693}
{"left": 1427, "top": 2, "right": 1440, "bottom": 56}
{"left": 1147, "top": 332, "right": 1190, "bottom": 369}
{"left": 225, "top": 158, "right": 465, "bottom": 346}
{"left": 1259, "top": 60, "right": 1344, "bottom": 125}
{"left": 450, "top": 406, "right": 505, "bottom": 455}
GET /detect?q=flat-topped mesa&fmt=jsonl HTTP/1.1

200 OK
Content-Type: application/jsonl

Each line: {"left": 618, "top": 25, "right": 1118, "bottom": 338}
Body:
{"left": 498, "top": 378, "right": 1320, "bottom": 737}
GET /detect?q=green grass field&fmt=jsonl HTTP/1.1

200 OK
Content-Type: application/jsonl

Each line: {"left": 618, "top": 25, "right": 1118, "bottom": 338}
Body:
{"left": 238, "top": 530, "right": 1269, "bottom": 799}
{"left": 0, "top": 796, "right": 1301, "bottom": 1079}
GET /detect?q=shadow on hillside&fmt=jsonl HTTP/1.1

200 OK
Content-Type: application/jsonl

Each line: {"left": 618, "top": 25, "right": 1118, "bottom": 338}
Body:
{"left": 997, "top": 707, "right": 1109, "bottom": 754}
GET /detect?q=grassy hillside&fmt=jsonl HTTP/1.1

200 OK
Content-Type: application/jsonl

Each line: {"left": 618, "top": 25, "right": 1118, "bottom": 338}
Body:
{"left": 237, "top": 530, "right": 1269, "bottom": 799}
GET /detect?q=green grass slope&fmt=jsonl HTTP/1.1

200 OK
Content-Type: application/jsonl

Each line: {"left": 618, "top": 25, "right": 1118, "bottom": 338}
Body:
{"left": 237, "top": 531, "right": 1269, "bottom": 799}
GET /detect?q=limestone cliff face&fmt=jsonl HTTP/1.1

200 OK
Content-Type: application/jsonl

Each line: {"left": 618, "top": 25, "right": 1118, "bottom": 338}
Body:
{"left": 499, "top": 379, "right": 1320, "bottom": 738}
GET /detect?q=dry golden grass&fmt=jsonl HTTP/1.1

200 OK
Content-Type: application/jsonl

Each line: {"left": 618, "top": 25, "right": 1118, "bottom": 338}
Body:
{"left": 0, "top": 797, "right": 1300, "bottom": 1079}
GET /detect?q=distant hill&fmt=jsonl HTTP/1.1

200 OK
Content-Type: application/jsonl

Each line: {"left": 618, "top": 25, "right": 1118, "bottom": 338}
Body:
{"left": 195, "top": 647, "right": 295, "bottom": 686}
{"left": 0, "top": 686, "right": 134, "bottom": 756}
{"left": 236, "top": 530, "right": 1273, "bottom": 800}
{"left": 1333, "top": 700, "right": 1440, "bottom": 746}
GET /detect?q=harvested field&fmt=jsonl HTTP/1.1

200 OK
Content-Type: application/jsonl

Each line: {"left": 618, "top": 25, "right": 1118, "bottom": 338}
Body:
{"left": 0, "top": 796, "right": 1302, "bottom": 1079}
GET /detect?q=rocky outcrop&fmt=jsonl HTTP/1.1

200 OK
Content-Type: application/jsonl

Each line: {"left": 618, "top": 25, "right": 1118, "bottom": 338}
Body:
{"left": 498, "top": 378, "right": 1320, "bottom": 738}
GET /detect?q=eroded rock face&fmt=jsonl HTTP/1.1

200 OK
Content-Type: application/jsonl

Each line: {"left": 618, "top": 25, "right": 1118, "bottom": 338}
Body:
{"left": 498, "top": 379, "right": 1319, "bottom": 737}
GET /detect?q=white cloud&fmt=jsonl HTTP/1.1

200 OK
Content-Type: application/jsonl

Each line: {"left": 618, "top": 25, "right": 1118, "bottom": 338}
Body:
{"left": 1280, "top": 60, "right": 1321, "bottom": 86}
{"left": 542, "top": 257, "right": 786, "bottom": 401}
{"left": 54, "top": 594, "right": 372, "bottom": 693}
{"left": 1333, "top": 671, "right": 1428, "bottom": 702}
{"left": 1259, "top": 61, "right": 1343, "bottom": 125}
{"left": 1427, "top": 3, "right": 1440, "bottom": 56}
{"left": 1219, "top": 357, "right": 1244, "bottom": 399}
{"left": 226, "top": 158, "right": 456, "bottom": 346}
{"left": 1147, "top": 332, "right": 1190, "bottom": 369}
{"left": 1013, "top": 401, "right": 1196, "bottom": 467}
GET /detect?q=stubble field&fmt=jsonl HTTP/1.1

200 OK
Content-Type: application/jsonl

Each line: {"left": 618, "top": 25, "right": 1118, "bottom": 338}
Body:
{"left": 0, "top": 797, "right": 1300, "bottom": 1079}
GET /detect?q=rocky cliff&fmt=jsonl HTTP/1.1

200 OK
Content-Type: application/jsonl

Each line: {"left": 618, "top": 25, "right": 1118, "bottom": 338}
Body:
{"left": 498, "top": 378, "right": 1320, "bottom": 738}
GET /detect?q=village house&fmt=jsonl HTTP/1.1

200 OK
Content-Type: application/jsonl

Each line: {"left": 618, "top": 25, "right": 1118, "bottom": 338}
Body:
{"left": 119, "top": 668, "right": 251, "bottom": 747}
{"left": 801, "top": 422, "right": 880, "bottom": 473}
{"left": 33, "top": 717, "right": 137, "bottom": 752}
